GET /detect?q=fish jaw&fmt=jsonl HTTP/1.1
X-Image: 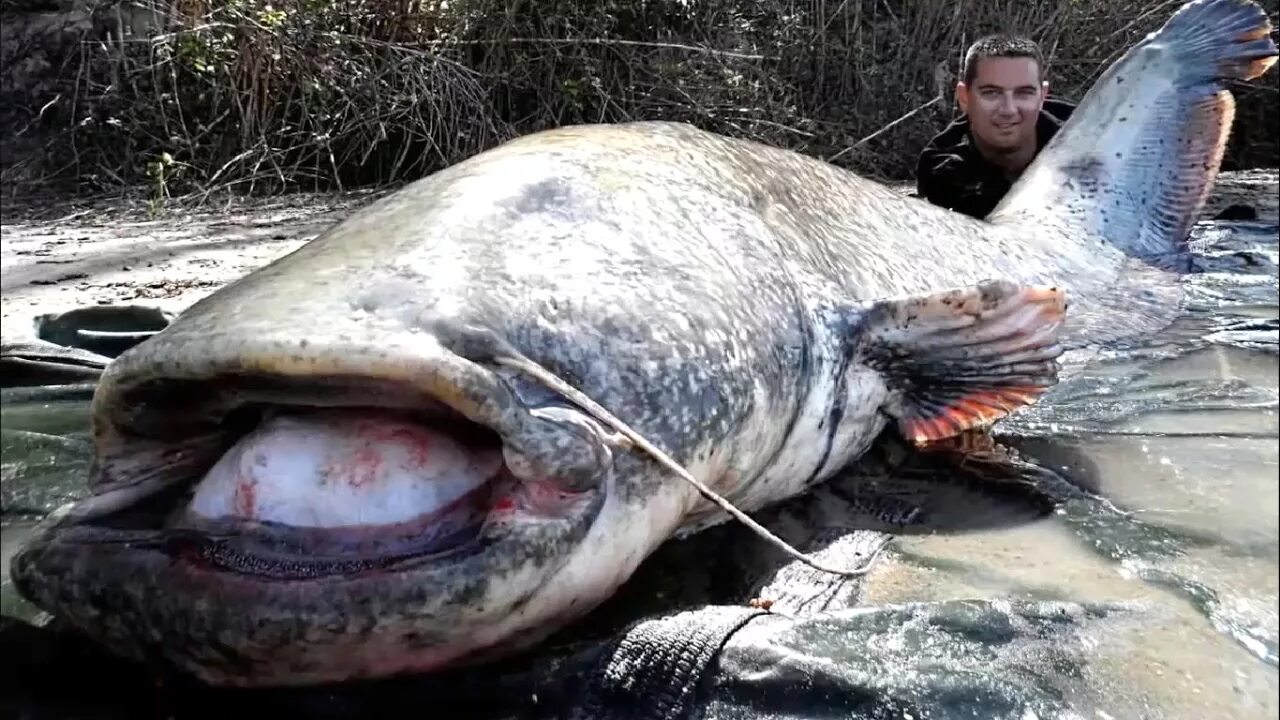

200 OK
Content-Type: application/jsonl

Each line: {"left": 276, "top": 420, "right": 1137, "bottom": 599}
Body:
{"left": 5, "top": 328, "right": 693, "bottom": 688}
{"left": 10, "top": 499, "right": 603, "bottom": 686}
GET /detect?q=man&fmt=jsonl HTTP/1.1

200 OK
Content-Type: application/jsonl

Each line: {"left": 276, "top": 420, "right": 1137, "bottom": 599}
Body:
{"left": 916, "top": 35, "right": 1076, "bottom": 219}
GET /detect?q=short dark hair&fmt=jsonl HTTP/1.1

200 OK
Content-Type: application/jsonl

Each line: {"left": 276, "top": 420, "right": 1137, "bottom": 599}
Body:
{"left": 962, "top": 35, "right": 1045, "bottom": 85}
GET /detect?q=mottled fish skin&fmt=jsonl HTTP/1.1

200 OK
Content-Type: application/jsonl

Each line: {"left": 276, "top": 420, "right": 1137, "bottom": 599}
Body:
{"left": 9, "top": 0, "right": 1278, "bottom": 688}
{"left": 90, "top": 124, "right": 1075, "bottom": 521}
{"left": 5, "top": 122, "right": 1060, "bottom": 689}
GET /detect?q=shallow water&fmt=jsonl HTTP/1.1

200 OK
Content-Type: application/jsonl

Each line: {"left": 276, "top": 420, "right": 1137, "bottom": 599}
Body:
{"left": 0, "top": 219, "right": 1276, "bottom": 718}
{"left": 859, "top": 219, "right": 1279, "bottom": 719}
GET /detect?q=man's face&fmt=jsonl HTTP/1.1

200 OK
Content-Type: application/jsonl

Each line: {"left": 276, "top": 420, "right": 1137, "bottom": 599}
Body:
{"left": 956, "top": 57, "right": 1047, "bottom": 154}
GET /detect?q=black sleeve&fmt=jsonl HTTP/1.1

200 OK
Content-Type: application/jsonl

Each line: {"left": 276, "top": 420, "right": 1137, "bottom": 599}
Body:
{"left": 914, "top": 152, "right": 932, "bottom": 199}
{"left": 915, "top": 149, "right": 952, "bottom": 210}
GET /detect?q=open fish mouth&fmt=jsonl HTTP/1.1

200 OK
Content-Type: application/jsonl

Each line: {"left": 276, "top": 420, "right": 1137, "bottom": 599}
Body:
{"left": 168, "top": 403, "right": 503, "bottom": 579}
{"left": 9, "top": 356, "right": 611, "bottom": 687}
{"left": 50, "top": 371, "right": 604, "bottom": 570}
{"left": 148, "top": 402, "right": 590, "bottom": 580}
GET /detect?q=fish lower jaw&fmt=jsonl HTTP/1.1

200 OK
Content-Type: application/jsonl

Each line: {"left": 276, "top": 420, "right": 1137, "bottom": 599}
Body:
{"left": 9, "top": 396, "right": 612, "bottom": 686}
{"left": 10, "top": 480, "right": 607, "bottom": 687}
{"left": 159, "top": 470, "right": 599, "bottom": 583}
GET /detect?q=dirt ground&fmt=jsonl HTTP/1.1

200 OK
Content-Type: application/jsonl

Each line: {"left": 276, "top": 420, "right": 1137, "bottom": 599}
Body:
{"left": 0, "top": 189, "right": 385, "bottom": 340}
{"left": 2, "top": 170, "right": 1276, "bottom": 342}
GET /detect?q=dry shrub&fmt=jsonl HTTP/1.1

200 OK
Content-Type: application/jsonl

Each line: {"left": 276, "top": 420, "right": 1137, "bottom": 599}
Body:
{"left": 4, "top": 0, "right": 1277, "bottom": 198}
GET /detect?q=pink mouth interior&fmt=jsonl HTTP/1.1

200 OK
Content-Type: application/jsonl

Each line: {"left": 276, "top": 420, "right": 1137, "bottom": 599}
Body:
{"left": 185, "top": 408, "right": 504, "bottom": 534}
{"left": 161, "top": 404, "right": 598, "bottom": 577}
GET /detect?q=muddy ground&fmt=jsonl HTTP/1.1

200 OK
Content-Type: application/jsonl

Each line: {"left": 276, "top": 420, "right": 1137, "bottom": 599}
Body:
{"left": 1, "top": 170, "right": 1276, "bottom": 341}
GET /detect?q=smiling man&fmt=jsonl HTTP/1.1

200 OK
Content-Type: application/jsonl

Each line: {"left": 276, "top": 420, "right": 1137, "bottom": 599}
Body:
{"left": 915, "top": 35, "right": 1076, "bottom": 219}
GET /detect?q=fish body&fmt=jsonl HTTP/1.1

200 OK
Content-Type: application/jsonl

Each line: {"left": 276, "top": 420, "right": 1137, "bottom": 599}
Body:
{"left": 10, "top": 0, "right": 1277, "bottom": 687}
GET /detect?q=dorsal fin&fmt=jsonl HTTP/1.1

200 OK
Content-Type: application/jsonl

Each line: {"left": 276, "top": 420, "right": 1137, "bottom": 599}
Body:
{"left": 988, "top": 0, "right": 1277, "bottom": 258}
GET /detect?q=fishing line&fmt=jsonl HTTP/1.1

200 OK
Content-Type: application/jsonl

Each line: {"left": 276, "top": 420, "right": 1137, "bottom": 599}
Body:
{"left": 493, "top": 354, "right": 884, "bottom": 579}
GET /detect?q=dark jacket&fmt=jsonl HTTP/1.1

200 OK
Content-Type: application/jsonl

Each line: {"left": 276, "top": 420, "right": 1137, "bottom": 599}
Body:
{"left": 915, "top": 98, "right": 1076, "bottom": 219}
